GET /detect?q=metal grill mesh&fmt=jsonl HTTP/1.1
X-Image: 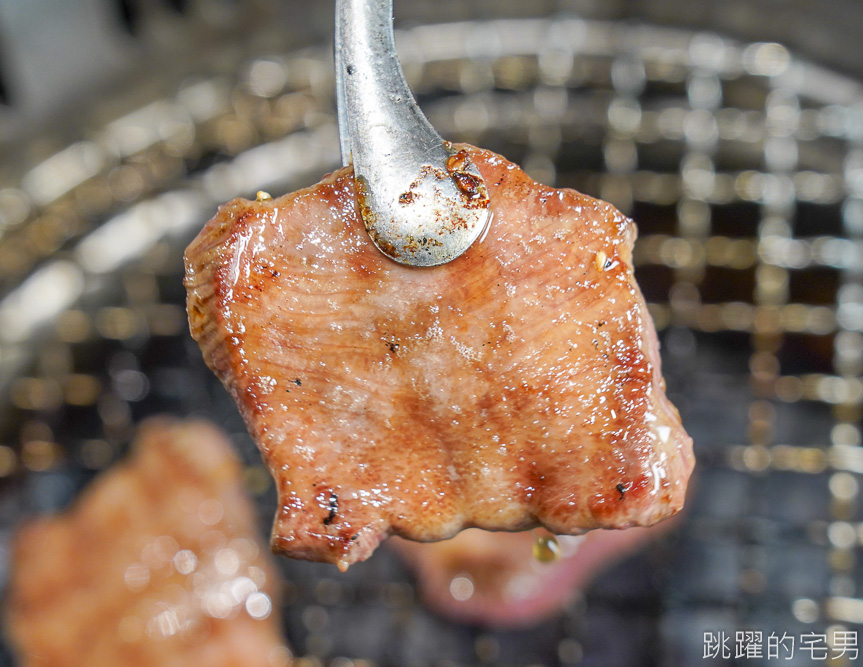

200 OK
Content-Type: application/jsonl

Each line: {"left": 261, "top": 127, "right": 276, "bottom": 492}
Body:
{"left": 2, "top": 14, "right": 863, "bottom": 666}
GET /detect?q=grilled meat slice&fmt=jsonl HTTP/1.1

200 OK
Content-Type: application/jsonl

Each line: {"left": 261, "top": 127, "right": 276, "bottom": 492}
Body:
{"left": 5, "top": 418, "right": 289, "bottom": 667}
{"left": 390, "top": 524, "right": 669, "bottom": 628}
{"left": 185, "top": 144, "right": 694, "bottom": 570}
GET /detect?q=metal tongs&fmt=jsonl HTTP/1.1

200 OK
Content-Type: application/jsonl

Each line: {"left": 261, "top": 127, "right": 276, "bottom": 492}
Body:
{"left": 335, "top": 0, "right": 491, "bottom": 267}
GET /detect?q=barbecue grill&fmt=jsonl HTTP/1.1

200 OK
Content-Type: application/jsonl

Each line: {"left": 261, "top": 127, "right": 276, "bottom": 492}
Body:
{"left": 1, "top": 1, "right": 862, "bottom": 665}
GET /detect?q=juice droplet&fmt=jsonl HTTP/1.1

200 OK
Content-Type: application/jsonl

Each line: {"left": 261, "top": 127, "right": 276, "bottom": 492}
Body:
{"left": 532, "top": 534, "right": 562, "bottom": 563}
{"left": 594, "top": 251, "right": 607, "bottom": 271}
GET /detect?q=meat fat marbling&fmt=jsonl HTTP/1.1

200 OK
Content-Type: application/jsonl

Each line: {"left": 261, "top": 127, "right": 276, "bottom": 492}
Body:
{"left": 185, "top": 145, "right": 695, "bottom": 570}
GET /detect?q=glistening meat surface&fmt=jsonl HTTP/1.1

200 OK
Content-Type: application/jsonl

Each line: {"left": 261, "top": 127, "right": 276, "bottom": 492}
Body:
{"left": 5, "top": 419, "right": 288, "bottom": 667}
{"left": 185, "top": 144, "right": 694, "bottom": 570}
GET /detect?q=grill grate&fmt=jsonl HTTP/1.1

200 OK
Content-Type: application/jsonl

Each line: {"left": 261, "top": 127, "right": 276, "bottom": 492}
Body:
{"left": 2, "top": 15, "right": 863, "bottom": 666}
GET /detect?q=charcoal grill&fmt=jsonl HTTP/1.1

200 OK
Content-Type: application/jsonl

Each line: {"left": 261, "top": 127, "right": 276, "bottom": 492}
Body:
{"left": 2, "top": 1, "right": 863, "bottom": 665}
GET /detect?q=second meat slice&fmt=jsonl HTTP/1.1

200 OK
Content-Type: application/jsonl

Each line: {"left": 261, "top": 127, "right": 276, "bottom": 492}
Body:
{"left": 184, "top": 144, "right": 695, "bottom": 570}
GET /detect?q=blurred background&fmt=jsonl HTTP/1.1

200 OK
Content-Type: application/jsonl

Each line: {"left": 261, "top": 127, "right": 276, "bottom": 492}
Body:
{"left": 2, "top": 0, "right": 863, "bottom": 665}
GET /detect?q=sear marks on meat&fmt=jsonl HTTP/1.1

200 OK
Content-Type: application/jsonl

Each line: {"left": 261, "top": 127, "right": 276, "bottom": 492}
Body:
{"left": 185, "top": 144, "right": 694, "bottom": 571}
{"left": 5, "top": 418, "right": 290, "bottom": 667}
{"left": 390, "top": 523, "right": 671, "bottom": 628}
